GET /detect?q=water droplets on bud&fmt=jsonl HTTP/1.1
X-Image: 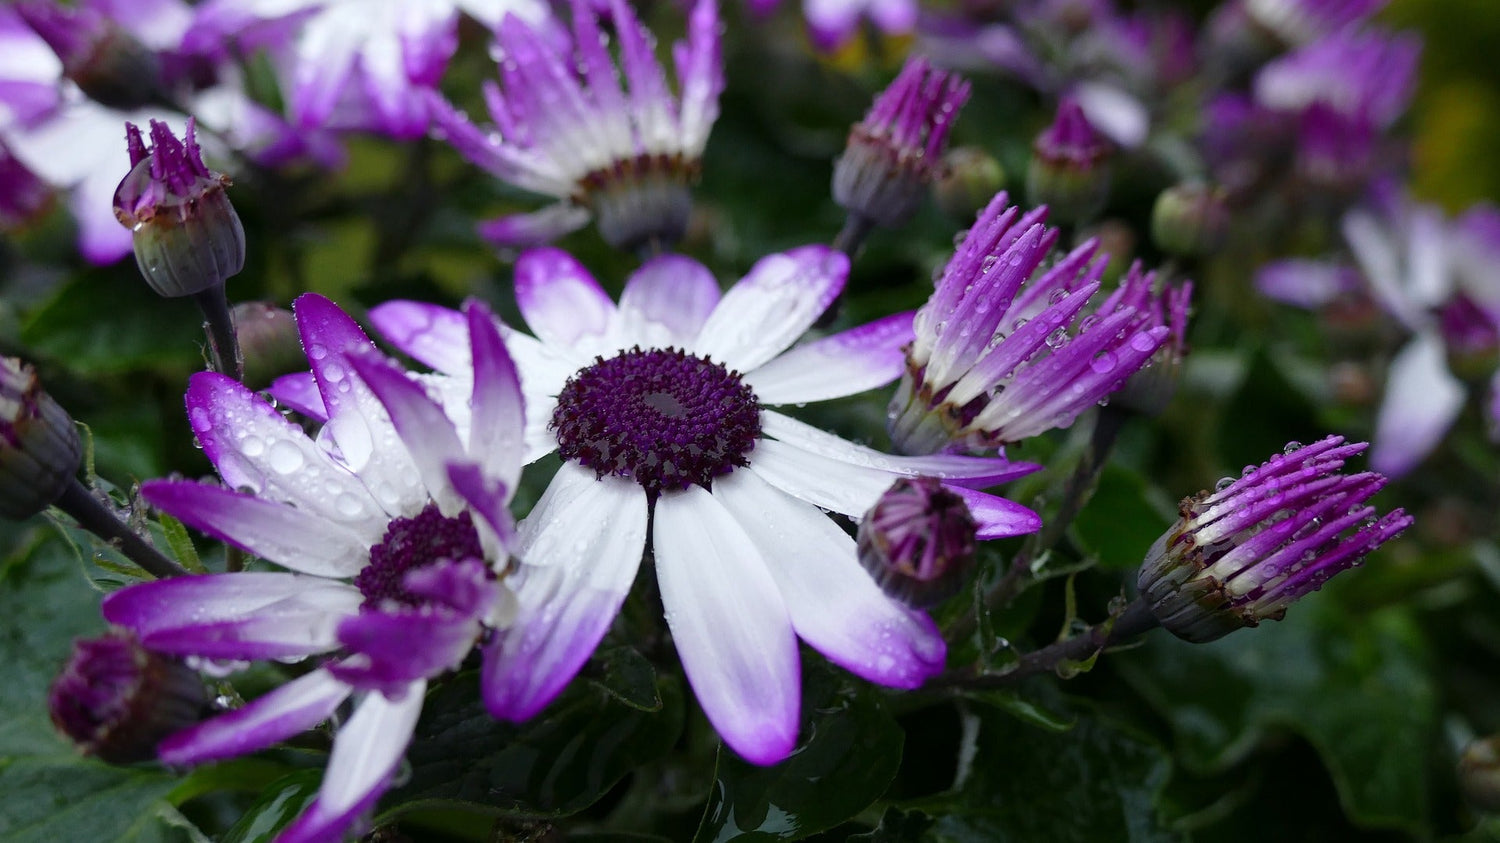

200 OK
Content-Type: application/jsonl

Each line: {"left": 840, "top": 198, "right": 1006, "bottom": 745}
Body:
{"left": 1129, "top": 332, "right": 1158, "bottom": 353}
{"left": 1048, "top": 288, "right": 1068, "bottom": 305}
{"left": 1045, "top": 327, "right": 1069, "bottom": 349}
{"left": 1090, "top": 352, "right": 1117, "bottom": 374}
{"left": 1078, "top": 314, "right": 1099, "bottom": 333}
{"left": 1214, "top": 477, "right": 1235, "bottom": 492}
{"left": 980, "top": 255, "right": 999, "bottom": 274}
{"left": 1283, "top": 441, "right": 1303, "bottom": 454}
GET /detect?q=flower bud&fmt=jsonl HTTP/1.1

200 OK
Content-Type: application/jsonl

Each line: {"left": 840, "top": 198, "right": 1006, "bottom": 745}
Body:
{"left": 1151, "top": 183, "right": 1231, "bottom": 258}
{"left": 15, "top": 1, "right": 166, "bottom": 110}
{"left": 1138, "top": 437, "right": 1411, "bottom": 643}
{"left": 114, "top": 119, "right": 245, "bottom": 299}
{"left": 1026, "top": 96, "right": 1112, "bottom": 224}
{"left": 1459, "top": 735, "right": 1500, "bottom": 813}
{"left": 0, "top": 357, "right": 81, "bottom": 521}
{"left": 932, "top": 147, "right": 1006, "bottom": 223}
{"left": 48, "top": 630, "right": 208, "bottom": 764}
{"left": 858, "top": 477, "right": 977, "bottom": 608}
{"left": 833, "top": 57, "right": 970, "bottom": 230}
{"left": 1116, "top": 281, "right": 1193, "bottom": 417}
{"left": 232, "top": 302, "right": 304, "bottom": 389}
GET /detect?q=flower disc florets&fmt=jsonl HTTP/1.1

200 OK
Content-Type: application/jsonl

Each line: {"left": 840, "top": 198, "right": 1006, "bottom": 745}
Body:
{"left": 356, "top": 504, "right": 485, "bottom": 608}
{"left": 551, "top": 346, "right": 761, "bottom": 497}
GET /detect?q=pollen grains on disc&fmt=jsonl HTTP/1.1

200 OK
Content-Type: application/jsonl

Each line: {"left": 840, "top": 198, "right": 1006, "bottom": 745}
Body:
{"left": 356, "top": 504, "right": 484, "bottom": 607}
{"left": 550, "top": 346, "right": 762, "bottom": 497}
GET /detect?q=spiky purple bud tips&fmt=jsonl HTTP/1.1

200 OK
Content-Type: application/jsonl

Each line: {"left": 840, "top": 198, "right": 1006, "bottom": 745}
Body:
{"left": 1026, "top": 97, "right": 1112, "bottom": 225}
{"left": 833, "top": 57, "right": 970, "bottom": 230}
{"left": 1138, "top": 437, "right": 1411, "bottom": 643}
{"left": 858, "top": 477, "right": 978, "bottom": 608}
{"left": 0, "top": 357, "right": 80, "bottom": 521}
{"left": 114, "top": 119, "right": 244, "bottom": 299}
{"left": 49, "top": 631, "right": 207, "bottom": 764}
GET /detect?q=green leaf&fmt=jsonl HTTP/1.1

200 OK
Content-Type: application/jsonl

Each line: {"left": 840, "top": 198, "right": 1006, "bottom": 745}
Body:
{"left": 21, "top": 270, "right": 202, "bottom": 375}
{"left": 1116, "top": 595, "right": 1437, "bottom": 834}
{"left": 846, "top": 807, "right": 934, "bottom": 842}
{"left": 590, "top": 645, "right": 663, "bottom": 712}
{"left": 379, "top": 671, "right": 685, "bottom": 822}
{"left": 0, "top": 757, "right": 184, "bottom": 843}
{"left": 1071, "top": 464, "right": 1174, "bottom": 572}
{"left": 692, "top": 662, "right": 904, "bottom": 843}
{"left": 155, "top": 515, "right": 206, "bottom": 574}
{"left": 218, "top": 771, "right": 321, "bottom": 843}
{"left": 960, "top": 690, "right": 1075, "bottom": 733}
{"left": 919, "top": 706, "right": 1177, "bottom": 843}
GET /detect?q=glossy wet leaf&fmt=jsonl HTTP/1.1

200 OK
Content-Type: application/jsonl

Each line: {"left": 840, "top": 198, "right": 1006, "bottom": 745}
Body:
{"left": 591, "top": 645, "right": 663, "bottom": 712}
{"left": 1116, "top": 595, "right": 1436, "bottom": 834}
{"left": 693, "top": 662, "right": 904, "bottom": 843}
{"left": 1071, "top": 463, "right": 1173, "bottom": 572}
{"left": 218, "top": 771, "right": 321, "bottom": 843}
{"left": 961, "top": 690, "right": 1075, "bottom": 733}
{"left": 379, "top": 671, "right": 684, "bottom": 822}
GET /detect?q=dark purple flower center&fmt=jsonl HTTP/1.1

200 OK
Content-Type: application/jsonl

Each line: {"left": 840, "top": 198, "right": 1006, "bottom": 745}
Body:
{"left": 551, "top": 347, "right": 762, "bottom": 497}
{"left": 357, "top": 504, "right": 483, "bottom": 607}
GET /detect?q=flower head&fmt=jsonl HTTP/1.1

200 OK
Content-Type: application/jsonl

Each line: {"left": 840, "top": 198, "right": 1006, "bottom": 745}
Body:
{"left": 0, "top": 357, "right": 82, "bottom": 521}
{"left": 888, "top": 193, "right": 1174, "bottom": 455}
{"left": 15, "top": 0, "right": 166, "bottom": 110}
{"left": 114, "top": 118, "right": 245, "bottom": 298}
{"left": 857, "top": 476, "right": 978, "bottom": 608}
{"left": 48, "top": 630, "right": 207, "bottom": 764}
{"left": 429, "top": 0, "right": 723, "bottom": 251}
{"left": 102, "top": 293, "right": 526, "bottom": 843}
{"left": 1138, "top": 436, "right": 1411, "bottom": 643}
{"left": 832, "top": 56, "right": 969, "bottom": 230}
{"left": 1026, "top": 95, "right": 1113, "bottom": 223}
{"left": 370, "top": 246, "right": 1041, "bottom": 764}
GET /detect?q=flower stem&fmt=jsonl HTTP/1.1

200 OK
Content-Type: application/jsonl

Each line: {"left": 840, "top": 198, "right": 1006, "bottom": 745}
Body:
{"left": 832, "top": 213, "right": 876, "bottom": 258}
{"left": 938, "top": 598, "right": 1158, "bottom": 689}
{"left": 194, "top": 286, "right": 241, "bottom": 382}
{"left": 55, "top": 479, "right": 190, "bottom": 579}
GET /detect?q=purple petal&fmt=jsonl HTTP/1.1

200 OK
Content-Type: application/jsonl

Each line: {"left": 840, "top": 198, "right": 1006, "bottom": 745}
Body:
{"left": 1255, "top": 259, "right": 1360, "bottom": 309}
{"left": 746, "top": 312, "right": 915, "bottom": 405}
{"left": 465, "top": 299, "right": 526, "bottom": 492}
{"left": 268, "top": 372, "right": 328, "bottom": 422}
{"left": 482, "top": 463, "right": 647, "bottom": 720}
{"left": 653, "top": 485, "right": 800, "bottom": 766}
{"left": 617, "top": 254, "right": 722, "bottom": 346}
{"left": 478, "top": 204, "right": 593, "bottom": 248}
{"left": 158, "top": 669, "right": 352, "bottom": 766}
{"left": 1370, "top": 333, "right": 1465, "bottom": 477}
{"left": 694, "top": 246, "right": 849, "bottom": 373}
{"left": 367, "top": 300, "right": 470, "bottom": 375}
{"left": 716, "top": 470, "right": 945, "bottom": 688}
{"left": 141, "top": 480, "right": 370, "bottom": 577}
{"left": 944, "top": 484, "right": 1043, "bottom": 539}
{"left": 513, "top": 247, "right": 616, "bottom": 347}
{"left": 275, "top": 685, "right": 426, "bottom": 843}
{"left": 447, "top": 461, "right": 516, "bottom": 552}
{"left": 348, "top": 353, "right": 466, "bottom": 513}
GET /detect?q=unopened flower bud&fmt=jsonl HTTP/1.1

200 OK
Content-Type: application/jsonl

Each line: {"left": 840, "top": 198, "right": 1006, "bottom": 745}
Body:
{"left": 1459, "top": 735, "right": 1500, "bottom": 813}
{"left": 1026, "top": 96, "right": 1112, "bottom": 224}
{"left": 1151, "top": 183, "right": 1231, "bottom": 258}
{"left": 0, "top": 357, "right": 81, "bottom": 521}
{"left": 833, "top": 57, "right": 970, "bottom": 230}
{"left": 49, "top": 630, "right": 208, "bottom": 764}
{"left": 933, "top": 147, "right": 1006, "bottom": 223}
{"left": 232, "top": 302, "right": 304, "bottom": 389}
{"left": 114, "top": 118, "right": 244, "bottom": 299}
{"left": 15, "top": 1, "right": 166, "bottom": 110}
{"left": 1116, "top": 281, "right": 1193, "bottom": 417}
{"left": 1138, "top": 437, "right": 1411, "bottom": 643}
{"left": 858, "top": 477, "right": 977, "bottom": 608}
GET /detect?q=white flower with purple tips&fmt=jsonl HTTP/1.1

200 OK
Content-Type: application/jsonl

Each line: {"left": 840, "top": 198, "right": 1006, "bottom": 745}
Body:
{"left": 370, "top": 245, "right": 1041, "bottom": 765}
{"left": 101, "top": 293, "right": 527, "bottom": 843}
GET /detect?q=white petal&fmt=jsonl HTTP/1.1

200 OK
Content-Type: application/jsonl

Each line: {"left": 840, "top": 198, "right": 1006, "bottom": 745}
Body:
{"left": 1371, "top": 333, "right": 1465, "bottom": 477}
{"left": 692, "top": 246, "right": 847, "bottom": 372}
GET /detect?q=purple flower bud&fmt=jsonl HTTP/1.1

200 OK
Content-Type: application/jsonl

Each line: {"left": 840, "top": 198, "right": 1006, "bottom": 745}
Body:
{"left": 1150, "top": 182, "right": 1231, "bottom": 258}
{"left": 833, "top": 57, "right": 970, "bottom": 229}
{"left": 1138, "top": 437, "right": 1412, "bottom": 643}
{"left": 15, "top": 1, "right": 165, "bottom": 110}
{"left": 1115, "top": 275, "right": 1193, "bottom": 417}
{"left": 888, "top": 193, "right": 1171, "bottom": 454}
{"left": 114, "top": 119, "right": 244, "bottom": 298}
{"left": 0, "top": 357, "right": 81, "bottom": 521}
{"left": 857, "top": 477, "right": 978, "bottom": 608}
{"left": 48, "top": 630, "right": 208, "bottom": 764}
{"left": 1026, "top": 96, "right": 1112, "bottom": 224}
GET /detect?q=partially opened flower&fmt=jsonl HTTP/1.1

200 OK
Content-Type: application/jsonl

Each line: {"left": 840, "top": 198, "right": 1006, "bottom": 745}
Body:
{"left": 370, "top": 246, "right": 1041, "bottom": 764}
{"left": 428, "top": 0, "right": 723, "bottom": 250}
{"left": 102, "top": 293, "right": 527, "bottom": 843}
{"left": 1138, "top": 436, "right": 1411, "bottom": 642}
{"left": 887, "top": 193, "right": 1177, "bottom": 455}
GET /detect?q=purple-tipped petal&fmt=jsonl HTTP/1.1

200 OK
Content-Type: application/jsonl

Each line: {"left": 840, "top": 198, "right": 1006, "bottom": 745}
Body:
{"left": 141, "top": 480, "right": 370, "bottom": 577}
{"left": 694, "top": 246, "right": 849, "bottom": 373}
{"left": 477, "top": 204, "right": 593, "bottom": 248}
{"left": 944, "top": 484, "right": 1043, "bottom": 539}
{"left": 513, "top": 247, "right": 617, "bottom": 347}
{"left": 746, "top": 312, "right": 915, "bottom": 405}
{"left": 348, "top": 353, "right": 466, "bottom": 514}
{"left": 465, "top": 300, "right": 526, "bottom": 492}
{"left": 761, "top": 411, "right": 1040, "bottom": 485}
{"left": 482, "top": 463, "right": 648, "bottom": 720}
{"left": 268, "top": 372, "right": 329, "bottom": 422}
{"left": 1370, "top": 333, "right": 1465, "bottom": 477}
{"left": 654, "top": 485, "right": 800, "bottom": 765}
{"left": 275, "top": 685, "right": 425, "bottom": 843}
{"left": 617, "top": 254, "right": 722, "bottom": 346}
{"left": 158, "top": 668, "right": 353, "bottom": 766}
{"left": 716, "top": 470, "right": 945, "bottom": 688}
{"left": 367, "top": 300, "right": 470, "bottom": 375}
{"left": 447, "top": 462, "right": 516, "bottom": 553}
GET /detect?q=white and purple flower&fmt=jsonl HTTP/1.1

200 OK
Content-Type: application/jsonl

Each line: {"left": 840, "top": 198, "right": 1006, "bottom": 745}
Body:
{"left": 101, "top": 293, "right": 527, "bottom": 843}
{"left": 887, "top": 193, "right": 1178, "bottom": 455}
{"left": 427, "top": 0, "right": 723, "bottom": 250}
{"left": 370, "top": 245, "right": 1041, "bottom": 764}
